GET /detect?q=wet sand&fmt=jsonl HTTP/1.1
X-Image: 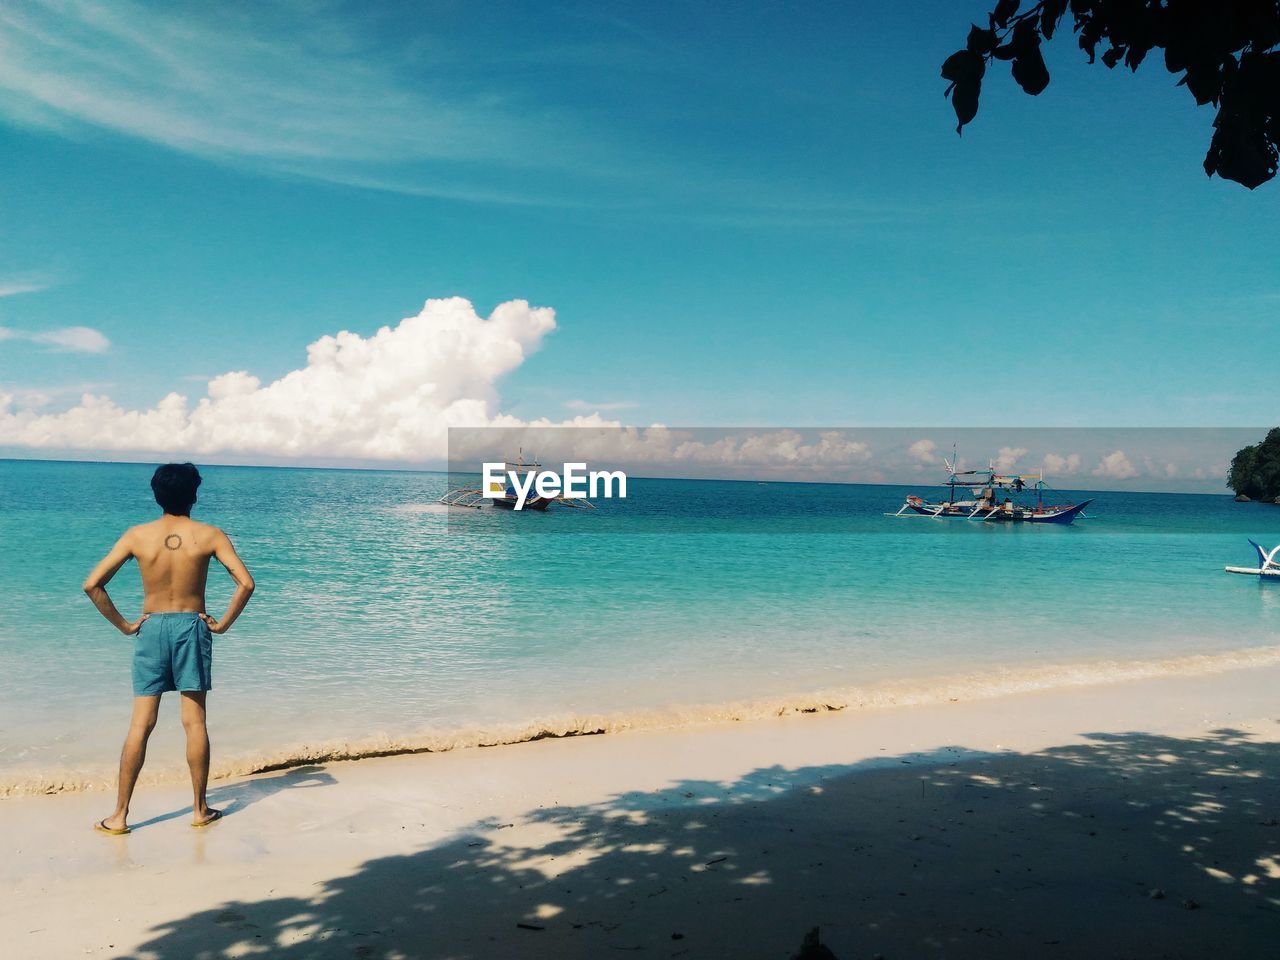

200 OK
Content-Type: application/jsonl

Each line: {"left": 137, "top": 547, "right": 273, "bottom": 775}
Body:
{"left": 4, "top": 664, "right": 1279, "bottom": 959}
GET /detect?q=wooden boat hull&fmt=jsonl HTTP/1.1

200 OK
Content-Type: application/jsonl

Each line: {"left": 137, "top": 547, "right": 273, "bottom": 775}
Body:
{"left": 905, "top": 498, "right": 1093, "bottom": 524}
{"left": 490, "top": 496, "right": 551, "bottom": 511}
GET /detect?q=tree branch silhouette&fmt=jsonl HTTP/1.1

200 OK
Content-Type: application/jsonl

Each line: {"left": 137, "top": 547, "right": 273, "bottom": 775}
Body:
{"left": 943, "top": 1, "right": 1280, "bottom": 188}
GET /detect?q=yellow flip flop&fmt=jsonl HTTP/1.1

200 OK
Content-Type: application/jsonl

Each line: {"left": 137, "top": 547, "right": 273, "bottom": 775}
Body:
{"left": 94, "top": 819, "right": 131, "bottom": 836}
{"left": 192, "top": 810, "right": 223, "bottom": 829}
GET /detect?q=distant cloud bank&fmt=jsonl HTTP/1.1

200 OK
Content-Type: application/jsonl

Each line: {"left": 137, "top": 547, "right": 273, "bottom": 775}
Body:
{"left": 0, "top": 294, "right": 1247, "bottom": 491}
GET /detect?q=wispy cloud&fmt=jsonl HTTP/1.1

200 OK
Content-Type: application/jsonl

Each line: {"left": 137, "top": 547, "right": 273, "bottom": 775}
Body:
{"left": 0, "top": 2, "right": 917, "bottom": 225}
{"left": 0, "top": 1, "right": 611, "bottom": 204}
{"left": 565, "top": 399, "right": 639, "bottom": 412}
{"left": 0, "top": 277, "right": 50, "bottom": 298}
{"left": 0, "top": 324, "right": 110, "bottom": 353}
{"left": 0, "top": 380, "right": 115, "bottom": 408}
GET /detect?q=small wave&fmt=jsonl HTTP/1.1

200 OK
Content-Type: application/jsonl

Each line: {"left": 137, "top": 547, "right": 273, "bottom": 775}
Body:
{"left": 5, "top": 644, "right": 1280, "bottom": 799}
{"left": 389, "top": 502, "right": 452, "bottom": 515}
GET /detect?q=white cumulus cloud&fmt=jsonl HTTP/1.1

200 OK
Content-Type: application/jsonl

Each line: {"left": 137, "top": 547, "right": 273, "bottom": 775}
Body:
{"left": 908, "top": 439, "right": 937, "bottom": 463}
{"left": 1041, "top": 452, "right": 1083, "bottom": 475}
{"left": 1092, "top": 450, "right": 1138, "bottom": 480}
{"left": 0, "top": 298, "right": 568, "bottom": 460}
{"left": 993, "top": 446, "right": 1028, "bottom": 472}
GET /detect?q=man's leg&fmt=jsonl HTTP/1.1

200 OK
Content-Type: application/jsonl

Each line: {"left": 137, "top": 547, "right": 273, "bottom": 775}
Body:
{"left": 180, "top": 691, "right": 219, "bottom": 825}
{"left": 100, "top": 695, "right": 161, "bottom": 831}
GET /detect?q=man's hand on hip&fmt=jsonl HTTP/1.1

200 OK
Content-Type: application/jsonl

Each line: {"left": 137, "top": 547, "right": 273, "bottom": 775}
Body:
{"left": 199, "top": 612, "right": 227, "bottom": 635}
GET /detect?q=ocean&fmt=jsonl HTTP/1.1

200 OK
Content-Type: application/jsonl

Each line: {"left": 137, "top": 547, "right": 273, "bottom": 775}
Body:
{"left": 2, "top": 458, "right": 1279, "bottom": 796}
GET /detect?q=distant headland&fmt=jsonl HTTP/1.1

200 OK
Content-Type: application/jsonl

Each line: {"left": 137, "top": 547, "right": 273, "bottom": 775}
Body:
{"left": 1229, "top": 428, "right": 1280, "bottom": 504}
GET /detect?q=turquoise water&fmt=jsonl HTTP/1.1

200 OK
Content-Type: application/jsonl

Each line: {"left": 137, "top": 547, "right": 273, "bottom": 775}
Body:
{"left": 2, "top": 459, "right": 1279, "bottom": 793}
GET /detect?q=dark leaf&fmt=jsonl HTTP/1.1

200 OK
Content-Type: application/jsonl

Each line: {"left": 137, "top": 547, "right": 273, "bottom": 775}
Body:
{"left": 1041, "top": 0, "right": 1068, "bottom": 40}
{"left": 1164, "top": 24, "right": 1192, "bottom": 75}
{"left": 1010, "top": 17, "right": 1039, "bottom": 50}
{"left": 1078, "top": 18, "right": 1106, "bottom": 64}
{"left": 1181, "top": 63, "right": 1224, "bottom": 106}
{"left": 1204, "top": 108, "right": 1277, "bottom": 189}
{"left": 952, "top": 79, "right": 982, "bottom": 133}
{"left": 1125, "top": 44, "right": 1150, "bottom": 72}
{"left": 1240, "top": 51, "right": 1280, "bottom": 116}
{"left": 1006, "top": 18, "right": 1050, "bottom": 96}
{"left": 992, "top": 42, "right": 1018, "bottom": 61}
{"left": 1249, "top": 10, "right": 1280, "bottom": 53}
{"left": 1101, "top": 46, "right": 1125, "bottom": 69}
{"left": 941, "top": 49, "right": 986, "bottom": 84}
{"left": 992, "top": 0, "right": 1020, "bottom": 30}
{"left": 967, "top": 24, "right": 999, "bottom": 56}
{"left": 1012, "top": 45, "right": 1051, "bottom": 95}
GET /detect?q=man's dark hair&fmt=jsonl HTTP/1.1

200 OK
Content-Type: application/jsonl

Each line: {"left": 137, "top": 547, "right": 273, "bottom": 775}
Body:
{"left": 151, "top": 463, "right": 202, "bottom": 516}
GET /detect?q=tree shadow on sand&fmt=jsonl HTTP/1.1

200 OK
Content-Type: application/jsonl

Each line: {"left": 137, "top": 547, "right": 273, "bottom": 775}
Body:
{"left": 125, "top": 729, "right": 1279, "bottom": 959}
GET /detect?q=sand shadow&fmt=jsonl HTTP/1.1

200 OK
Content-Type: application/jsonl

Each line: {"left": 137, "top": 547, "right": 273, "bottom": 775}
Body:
{"left": 128, "top": 765, "right": 336, "bottom": 830}
{"left": 122, "top": 730, "right": 1280, "bottom": 958}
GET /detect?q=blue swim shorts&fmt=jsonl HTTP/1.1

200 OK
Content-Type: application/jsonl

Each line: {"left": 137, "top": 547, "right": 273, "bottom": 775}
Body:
{"left": 132, "top": 612, "right": 213, "bottom": 696}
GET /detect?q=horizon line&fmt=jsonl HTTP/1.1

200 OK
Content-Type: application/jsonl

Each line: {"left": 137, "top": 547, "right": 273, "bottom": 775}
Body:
{"left": 0, "top": 454, "right": 1239, "bottom": 498}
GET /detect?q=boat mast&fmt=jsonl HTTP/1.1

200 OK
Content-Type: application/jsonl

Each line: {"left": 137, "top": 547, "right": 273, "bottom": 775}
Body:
{"left": 948, "top": 443, "right": 957, "bottom": 504}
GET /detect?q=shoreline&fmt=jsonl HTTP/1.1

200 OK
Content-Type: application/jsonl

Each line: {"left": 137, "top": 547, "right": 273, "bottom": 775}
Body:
{"left": 6, "top": 642, "right": 1280, "bottom": 799}
{"left": 4, "top": 658, "right": 1278, "bottom": 958}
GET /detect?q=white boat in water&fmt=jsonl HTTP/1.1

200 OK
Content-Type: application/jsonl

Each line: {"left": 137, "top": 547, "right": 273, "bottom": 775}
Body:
{"left": 438, "top": 451, "right": 595, "bottom": 512}
{"left": 1225, "top": 540, "right": 1280, "bottom": 579}
{"left": 892, "top": 455, "right": 1092, "bottom": 525}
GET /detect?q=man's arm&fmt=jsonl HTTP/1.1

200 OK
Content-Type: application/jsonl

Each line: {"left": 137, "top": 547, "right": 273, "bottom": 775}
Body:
{"left": 200, "top": 529, "right": 255, "bottom": 635}
{"left": 83, "top": 531, "right": 148, "bottom": 635}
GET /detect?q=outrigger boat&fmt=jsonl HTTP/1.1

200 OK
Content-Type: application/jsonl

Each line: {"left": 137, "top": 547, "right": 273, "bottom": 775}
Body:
{"left": 892, "top": 457, "right": 1093, "bottom": 525}
{"left": 438, "top": 452, "right": 595, "bottom": 511}
{"left": 1225, "top": 540, "right": 1280, "bottom": 579}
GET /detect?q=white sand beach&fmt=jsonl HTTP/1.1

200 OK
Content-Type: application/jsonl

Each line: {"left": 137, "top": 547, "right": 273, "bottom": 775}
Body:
{"left": 4, "top": 664, "right": 1279, "bottom": 959}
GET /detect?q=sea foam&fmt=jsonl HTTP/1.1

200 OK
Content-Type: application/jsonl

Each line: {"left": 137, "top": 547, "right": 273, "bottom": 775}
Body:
{"left": 5, "top": 644, "right": 1279, "bottom": 798}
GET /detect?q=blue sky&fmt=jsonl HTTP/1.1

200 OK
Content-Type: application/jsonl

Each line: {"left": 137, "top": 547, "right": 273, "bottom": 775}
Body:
{"left": 0, "top": 1, "right": 1275, "bottom": 482}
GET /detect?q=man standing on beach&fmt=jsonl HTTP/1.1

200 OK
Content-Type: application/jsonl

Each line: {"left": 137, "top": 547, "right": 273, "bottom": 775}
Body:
{"left": 82, "top": 463, "right": 255, "bottom": 834}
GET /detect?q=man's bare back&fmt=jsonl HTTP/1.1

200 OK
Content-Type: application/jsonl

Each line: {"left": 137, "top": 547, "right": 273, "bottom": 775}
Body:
{"left": 126, "top": 516, "right": 251, "bottom": 619}
{"left": 84, "top": 462, "right": 254, "bottom": 834}
{"left": 83, "top": 516, "right": 253, "bottom": 633}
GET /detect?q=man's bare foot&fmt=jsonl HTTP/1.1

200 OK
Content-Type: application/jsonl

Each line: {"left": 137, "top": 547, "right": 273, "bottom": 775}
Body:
{"left": 192, "top": 808, "right": 223, "bottom": 828}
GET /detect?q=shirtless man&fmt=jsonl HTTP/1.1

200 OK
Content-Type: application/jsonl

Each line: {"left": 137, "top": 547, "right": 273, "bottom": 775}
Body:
{"left": 83, "top": 462, "right": 255, "bottom": 834}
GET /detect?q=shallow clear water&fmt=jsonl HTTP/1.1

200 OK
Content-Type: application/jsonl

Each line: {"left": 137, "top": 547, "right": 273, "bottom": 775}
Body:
{"left": 2, "top": 459, "right": 1278, "bottom": 792}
